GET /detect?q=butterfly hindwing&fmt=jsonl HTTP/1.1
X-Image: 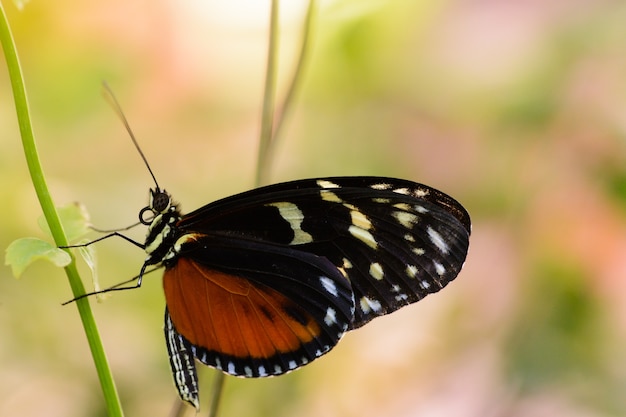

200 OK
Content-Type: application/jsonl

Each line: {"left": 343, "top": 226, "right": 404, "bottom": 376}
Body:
{"left": 163, "top": 235, "right": 355, "bottom": 378}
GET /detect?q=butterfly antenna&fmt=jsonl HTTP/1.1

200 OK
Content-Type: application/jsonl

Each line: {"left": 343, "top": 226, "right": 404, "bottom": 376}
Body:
{"left": 102, "top": 82, "right": 161, "bottom": 190}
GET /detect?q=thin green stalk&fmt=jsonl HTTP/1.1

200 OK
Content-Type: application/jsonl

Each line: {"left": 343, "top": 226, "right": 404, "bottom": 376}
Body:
{"left": 272, "top": 0, "right": 317, "bottom": 149}
{"left": 255, "top": 0, "right": 317, "bottom": 187}
{"left": 0, "top": 3, "right": 123, "bottom": 416}
{"left": 255, "top": 0, "right": 280, "bottom": 187}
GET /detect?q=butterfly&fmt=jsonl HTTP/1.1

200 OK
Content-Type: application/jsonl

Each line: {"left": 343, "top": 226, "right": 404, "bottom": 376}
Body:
{"left": 68, "top": 86, "right": 470, "bottom": 410}
{"left": 133, "top": 176, "right": 471, "bottom": 409}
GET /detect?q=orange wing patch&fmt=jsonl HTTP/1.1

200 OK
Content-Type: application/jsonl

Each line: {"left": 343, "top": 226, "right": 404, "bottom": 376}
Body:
{"left": 163, "top": 257, "right": 323, "bottom": 360}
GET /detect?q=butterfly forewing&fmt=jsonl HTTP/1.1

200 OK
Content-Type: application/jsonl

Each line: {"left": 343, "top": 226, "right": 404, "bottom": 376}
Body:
{"left": 175, "top": 177, "right": 470, "bottom": 329}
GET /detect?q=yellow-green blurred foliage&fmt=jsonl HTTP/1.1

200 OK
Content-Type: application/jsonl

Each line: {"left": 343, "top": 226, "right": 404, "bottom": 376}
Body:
{"left": 2, "top": 0, "right": 626, "bottom": 416}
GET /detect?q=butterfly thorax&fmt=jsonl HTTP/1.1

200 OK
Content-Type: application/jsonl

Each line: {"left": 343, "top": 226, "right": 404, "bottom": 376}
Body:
{"left": 142, "top": 188, "right": 184, "bottom": 267}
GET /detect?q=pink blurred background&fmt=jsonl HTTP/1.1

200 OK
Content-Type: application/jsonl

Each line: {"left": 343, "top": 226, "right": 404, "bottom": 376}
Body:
{"left": 2, "top": 0, "right": 626, "bottom": 416}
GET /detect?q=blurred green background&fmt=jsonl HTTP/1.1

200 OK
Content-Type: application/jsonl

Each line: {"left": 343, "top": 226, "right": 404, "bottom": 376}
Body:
{"left": 2, "top": 0, "right": 626, "bottom": 416}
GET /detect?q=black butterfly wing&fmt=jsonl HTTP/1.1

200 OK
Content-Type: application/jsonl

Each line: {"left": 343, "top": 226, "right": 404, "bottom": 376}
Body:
{"left": 164, "top": 176, "right": 469, "bottom": 408}
{"left": 177, "top": 177, "right": 470, "bottom": 328}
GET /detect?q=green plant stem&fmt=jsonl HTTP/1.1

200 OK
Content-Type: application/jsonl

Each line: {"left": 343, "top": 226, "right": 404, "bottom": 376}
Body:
{"left": 272, "top": 0, "right": 316, "bottom": 149}
{"left": 255, "top": 0, "right": 316, "bottom": 187}
{"left": 0, "top": 3, "right": 123, "bottom": 416}
{"left": 255, "top": 0, "right": 280, "bottom": 187}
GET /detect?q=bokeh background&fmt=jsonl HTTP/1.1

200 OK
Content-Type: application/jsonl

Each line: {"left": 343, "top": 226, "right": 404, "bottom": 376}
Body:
{"left": 2, "top": 0, "right": 626, "bottom": 416}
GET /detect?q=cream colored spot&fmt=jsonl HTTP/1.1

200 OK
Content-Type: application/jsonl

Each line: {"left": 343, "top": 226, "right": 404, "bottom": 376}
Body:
{"left": 267, "top": 202, "right": 313, "bottom": 244}
{"left": 393, "top": 203, "right": 412, "bottom": 211}
{"left": 349, "top": 225, "right": 378, "bottom": 249}
{"left": 393, "top": 187, "right": 410, "bottom": 195}
{"left": 370, "top": 182, "right": 391, "bottom": 190}
{"left": 350, "top": 209, "right": 372, "bottom": 230}
{"left": 406, "top": 264, "right": 418, "bottom": 278}
{"left": 320, "top": 189, "right": 343, "bottom": 203}
{"left": 392, "top": 211, "right": 419, "bottom": 228}
{"left": 317, "top": 179, "right": 340, "bottom": 189}
{"left": 369, "top": 262, "right": 384, "bottom": 280}
{"left": 372, "top": 197, "right": 391, "bottom": 203}
{"left": 413, "top": 247, "right": 426, "bottom": 256}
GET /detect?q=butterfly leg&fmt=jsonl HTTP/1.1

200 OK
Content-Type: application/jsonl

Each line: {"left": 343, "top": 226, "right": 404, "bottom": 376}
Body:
{"left": 59, "top": 231, "right": 145, "bottom": 250}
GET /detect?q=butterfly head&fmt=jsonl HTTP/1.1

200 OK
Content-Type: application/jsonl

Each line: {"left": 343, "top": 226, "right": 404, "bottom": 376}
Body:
{"left": 150, "top": 187, "right": 172, "bottom": 213}
{"left": 139, "top": 187, "right": 176, "bottom": 225}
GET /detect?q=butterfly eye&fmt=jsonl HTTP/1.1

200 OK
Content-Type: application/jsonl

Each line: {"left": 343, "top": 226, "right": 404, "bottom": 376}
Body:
{"left": 150, "top": 188, "right": 171, "bottom": 213}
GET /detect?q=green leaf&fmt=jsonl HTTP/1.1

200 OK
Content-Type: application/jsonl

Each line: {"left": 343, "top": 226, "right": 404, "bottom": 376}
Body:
{"left": 38, "top": 202, "right": 91, "bottom": 242}
{"left": 77, "top": 240, "right": 108, "bottom": 302}
{"left": 5, "top": 237, "right": 71, "bottom": 278}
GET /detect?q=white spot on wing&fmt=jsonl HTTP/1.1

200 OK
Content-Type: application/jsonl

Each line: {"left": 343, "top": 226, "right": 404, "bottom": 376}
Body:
{"left": 427, "top": 226, "right": 449, "bottom": 254}
{"left": 324, "top": 307, "right": 337, "bottom": 326}
{"left": 320, "top": 276, "right": 338, "bottom": 297}
{"left": 433, "top": 261, "right": 446, "bottom": 276}
{"left": 359, "top": 296, "right": 382, "bottom": 314}
{"left": 395, "top": 293, "right": 408, "bottom": 302}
